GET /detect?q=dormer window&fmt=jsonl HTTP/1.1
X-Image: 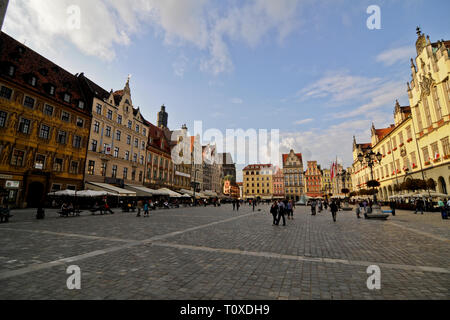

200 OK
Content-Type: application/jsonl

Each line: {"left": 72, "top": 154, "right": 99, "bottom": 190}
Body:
{"left": 63, "top": 93, "right": 71, "bottom": 103}
{"left": 7, "top": 65, "right": 15, "bottom": 77}
{"left": 78, "top": 100, "right": 85, "bottom": 109}
{"left": 29, "top": 76, "right": 37, "bottom": 87}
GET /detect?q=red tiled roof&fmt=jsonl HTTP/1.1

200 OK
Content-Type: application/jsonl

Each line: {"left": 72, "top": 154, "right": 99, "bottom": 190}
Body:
{"left": 0, "top": 31, "right": 89, "bottom": 115}
{"left": 282, "top": 153, "right": 302, "bottom": 164}
{"left": 375, "top": 125, "right": 395, "bottom": 140}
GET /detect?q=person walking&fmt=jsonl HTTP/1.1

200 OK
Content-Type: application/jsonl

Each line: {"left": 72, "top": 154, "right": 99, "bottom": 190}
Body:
{"left": 143, "top": 201, "right": 149, "bottom": 217}
{"left": 236, "top": 200, "right": 240, "bottom": 211}
{"left": 270, "top": 201, "right": 279, "bottom": 225}
{"left": 232, "top": 200, "right": 236, "bottom": 211}
{"left": 252, "top": 200, "right": 256, "bottom": 212}
{"left": 276, "top": 200, "right": 286, "bottom": 226}
{"left": 438, "top": 198, "right": 447, "bottom": 220}
{"left": 136, "top": 200, "right": 143, "bottom": 217}
{"left": 104, "top": 201, "right": 114, "bottom": 214}
{"left": 389, "top": 200, "right": 396, "bottom": 216}
{"left": 286, "top": 200, "right": 293, "bottom": 219}
{"left": 415, "top": 198, "right": 424, "bottom": 215}
{"left": 311, "top": 200, "right": 316, "bottom": 216}
{"left": 330, "top": 201, "right": 338, "bottom": 222}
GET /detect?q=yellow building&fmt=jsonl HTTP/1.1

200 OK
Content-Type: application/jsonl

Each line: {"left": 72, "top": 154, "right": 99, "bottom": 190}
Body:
{"left": 282, "top": 150, "right": 304, "bottom": 201}
{"left": 407, "top": 29, "right": 450, "bottom": 195}
{"left": 242, "top": 164, "right": 274, "bottom": 201}
{"left": 79, "top": 74, "right": 149, "bottom": 188}
{"left": 0, "top": 32, "right": 91, "bottom": 207}
{"left": 352, "top": 29, "right": 450, "bottom": 198}
{"left": 321, "top": 168, "right": 332, "bottom": 197}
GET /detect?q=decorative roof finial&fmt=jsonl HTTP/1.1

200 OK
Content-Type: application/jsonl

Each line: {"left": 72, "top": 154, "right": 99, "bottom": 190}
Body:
{"left": 416, "top": 26, "right": 421, "bottom": 37}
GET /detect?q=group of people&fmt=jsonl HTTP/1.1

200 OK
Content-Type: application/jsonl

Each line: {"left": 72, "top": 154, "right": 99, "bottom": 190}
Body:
{"left": 136, "top": 200, "right": 154, "bottom": 217}
{"left": 310, "top": 199, "right": 339, "bottom": 222}
{"left": 270, "top": 200, "right": 295, "bottom": 226}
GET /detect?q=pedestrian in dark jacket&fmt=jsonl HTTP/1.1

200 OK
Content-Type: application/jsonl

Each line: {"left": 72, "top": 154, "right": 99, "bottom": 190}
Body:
{"left": 330, "top": 201, "right": 338, "bottom": 222}
{"left": 270, "top": 201, "right": 279, "bottom": 225}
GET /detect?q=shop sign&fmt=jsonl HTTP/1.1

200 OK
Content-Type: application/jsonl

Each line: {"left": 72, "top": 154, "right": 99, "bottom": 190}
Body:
{"left": 5, "top": 180, "right": 20, "bottom": 189}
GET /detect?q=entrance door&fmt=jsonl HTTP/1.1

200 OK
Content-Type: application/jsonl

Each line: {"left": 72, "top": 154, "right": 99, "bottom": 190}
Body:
{"left": 27, "top": 182, "right": 45, "bottom": 208}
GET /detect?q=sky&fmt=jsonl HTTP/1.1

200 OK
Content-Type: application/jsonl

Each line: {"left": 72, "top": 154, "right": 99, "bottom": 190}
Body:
{"left": 3, "top": 0, "right": 450, "bottom": 181}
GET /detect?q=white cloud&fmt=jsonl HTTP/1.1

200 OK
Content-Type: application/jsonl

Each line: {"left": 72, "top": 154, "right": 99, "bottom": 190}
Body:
{"left": 4, "top": 0, "right": 302, "bottom": 75}
{"left": 376, "top": 46, "right": 416, "bottom": 66}
{"left": 230, "top": 98, "right": 243, "bottom": 104}
{"left": 294, "top": 118, "right": 313, "bottom": 125}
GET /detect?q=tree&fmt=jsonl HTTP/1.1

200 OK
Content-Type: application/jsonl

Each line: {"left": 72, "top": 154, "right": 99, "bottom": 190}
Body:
{"left": 426, "top": 179, "right": 436, "bottom": 191}
{"left": 367, "top": 180, "right": 380, "bottom": 188}
{"left": 341, "top": 188, "right": 350, "bottom": 195}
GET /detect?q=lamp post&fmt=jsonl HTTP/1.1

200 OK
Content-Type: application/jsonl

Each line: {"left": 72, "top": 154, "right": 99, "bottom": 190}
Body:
{"left": 358, "top": 151, "right": 382, "bottom": 203}
{"left": 192, "top": 168, "right": 199, "bottom": 206}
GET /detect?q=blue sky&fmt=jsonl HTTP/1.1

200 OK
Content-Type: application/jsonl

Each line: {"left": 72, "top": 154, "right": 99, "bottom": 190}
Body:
{"left": 4, "top": 0, "right": 450, "bottom": 181}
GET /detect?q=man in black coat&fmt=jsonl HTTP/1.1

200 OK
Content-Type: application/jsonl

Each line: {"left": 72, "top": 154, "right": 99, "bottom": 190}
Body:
{"left": 330, "top": 201, "right": 338, "bottom": 222}
{"left": 270, "top": 201, "right": 279, "bottom": 225}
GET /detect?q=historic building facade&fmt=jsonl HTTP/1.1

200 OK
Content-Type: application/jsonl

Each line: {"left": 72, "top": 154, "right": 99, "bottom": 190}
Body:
{"left": 305, "top": 161, "right": 322, "bottom": 197}
{"left": 282, "top": 150, "right": 303, "bottom": 201}
{"left": 352, "top": 29, "right": 450, "bottom": 199}
{"left": 80, "top": 75, "right": 149, "bottom": 188}
{"left": 321, "top": 168, "right": 332, "bottom": 197}
{"left": 242, "top": 164, "right": 274, "bottom": 200}
{"left": 0, "top": 32, "right": 91, "bottom": 207}
{"left": 272, "top": 167, "right": 285, "bottom": 199}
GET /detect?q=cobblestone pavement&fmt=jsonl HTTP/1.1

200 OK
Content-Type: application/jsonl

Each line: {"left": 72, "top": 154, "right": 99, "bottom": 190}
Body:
{"left": 0, "top": 204, "right": 448, "bottom": 300}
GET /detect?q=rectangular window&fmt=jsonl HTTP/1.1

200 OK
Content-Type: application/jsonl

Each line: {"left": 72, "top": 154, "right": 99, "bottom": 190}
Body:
{"left": 135, "top": 125, "right": 140, "bottom": 133}
{"left": 117, "top": 115, "right": 122, "bottom": 125}
{"left": 63, "top": 93, "right": 71, "bottom": 103}
{"left": 410, "top": 152, "right": 417, "bottom": 166}
{"left": 423, "top": 97, "right": 432, "bottom": 127}
{"left": 446, "top": 80, "right": 450, "bottom": 102}
{"left": 107, "top": 110, "right": 113, "bottom": 120}
{"left": 61, "top": 111, "right": 70, "bottom": 122}
{"left": 125, "top": 151, "right": 130, "bottom": 160}
{"left": 431, "top": 142, "right": 439, "bottom": 159}
{"left": 105, "top": 126, "right": 111, "bottom": 137}
{"left": 422, "top": 146, "right": 430, "bottom": 163}
{"left": 96, "top": 104, "right": 102, "bottom": 115}
{"left": 392, "top": 136, "right": 397, "bottom": 149}
{"left": 94, "top": 121, "right": 100, "bottom": 133}
{"left": 54, "top": 158, "right": 63, "bottom": 172}
{"left": 128, "top": 121, "right": 132, "bottom": 129}
{"left": 11, "top": 150, "right": 25, "bottom": 166}
{"left": 133, "top": 153, "right": 137, "bottom": 162}
{"left": 44, "top": 104, "right": 54, "bottom": 116}
{"left": 91, "top": 139, "right": 97, "bottom": 152}
{"left": 35, "top": 154, "right": 46, "bottom": 170}
{"left": 134, "top": 138, "right": 139, "bottom": 147}
{"left": 73, "top": 135, "right": 82, "bottom": 148}
{"left": 49, "top": 86, "right": 55, "bottom": 96}
{"left": 88, "top": 161, "right": 95, "bottom": 175}
{"left": 8, "top": 65, "right": 15, "bottom": 77}
{"left": 57, "top": 131, "right": 67, "bottom": 144}
{"left": 406, "top": 126, "right": 412, "bottom": 140}
{"left": 76, "top": 118, "right": 84, "bottom": 128}
{"left": 101, "top": 163, "right": 107, "bottom": 177}
{"left": 123, "top": 167, "right": 128, "bottom": 180}
{"left": 441, "top": 137, "right": 450, "bottom": 156}
{"left": 0, "top": 111, "right": 7, "bottom": 127}
{"left": 127, "top": 135, "right": 131, "bottom": 145}
{"left": 23, "top": 96, "right": 35, "bottom": 108}
{"left": 70, "top": 161, "right": 79, "bottom": 174}
{"left": 143, "top": 128, "right": 146, "bottom": 136}
{"left": 416, "top": 107, "right": 423, "bottom": 131}
{"left": 18, "top": 118, "right": 31, "bottom": 134}
{"left": 116, "top": 130, "right": 121, "bottom": 141}
{"left": 432, "top": 86, "right": 442, "bottom": 121}
{"left": 114, "top": 147, "right": 119, "bottom": 158}
{"left": 398, "top": 132, "right": 403, "bottom": 145}
{"left": 39, "top": 124, "right": 50, "bottom": 139}
{"left": 0, "top": 86, "right": 12, "bottom": 99}
{"left": 141, "top": 141, "right": 145, "bottom": 150}
{"left": 78, "top": 101, "right": 85, "bottom": 109}
{"left": 140, "top": 155, "right": 144, "bottom": 165}
{"left": 112, "top": 165, "right": 117, "bottom": 178}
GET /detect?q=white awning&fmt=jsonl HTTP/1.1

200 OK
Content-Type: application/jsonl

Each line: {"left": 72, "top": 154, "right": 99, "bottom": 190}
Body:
{"left": 86, "top": 182, "right": 136, "bottom": 197}
{"left": 158, "top": 188, "right": 183, "bottom": 198}
{"left": 125, "top": 185, "right": 159, "bottom": 197}
{"left": 180, "top": 188, "right": 194, "bottom": 196}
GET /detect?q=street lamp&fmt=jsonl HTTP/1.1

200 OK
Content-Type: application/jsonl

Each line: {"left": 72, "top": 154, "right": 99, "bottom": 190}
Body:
{"left": 192, "top": 168, "right": 200, "bottom": 206}
{"left": 358, "top": 151, "right": 382, "bottom": 203}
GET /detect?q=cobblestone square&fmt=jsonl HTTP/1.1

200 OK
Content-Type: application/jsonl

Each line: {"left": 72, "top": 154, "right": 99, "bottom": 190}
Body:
{"left": 0, "top": 204, "right": 448, "bottom": 300}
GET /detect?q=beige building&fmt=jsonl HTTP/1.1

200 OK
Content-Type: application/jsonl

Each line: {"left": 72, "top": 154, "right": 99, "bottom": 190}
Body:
{"left": 80, "top": 75, "right": 149, "bottom": 188}
{"left": 242, "top": 164, "right": 274, "bottom": 201}
{"left": 322, "top": 169, "right": 332, "bottom": 197}
{"left": 282, "top": 150, "right": 304, "bottom": 201}
{"left": 352, "top": 29, "right": 450, "bottom": 198}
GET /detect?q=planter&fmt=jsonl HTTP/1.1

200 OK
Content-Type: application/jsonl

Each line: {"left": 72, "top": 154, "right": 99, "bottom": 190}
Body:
{"left": 424, "top": 161, "right": 431, "bottom": 166}
{"left": 407, "top": 138, "right": 413, "bottom": 143}
{"left": 393, "top": 147, "right": 397, "bottom": 151}
{"left": 444, "top": 155, "right": 450, "bottom": 160}
{"left": 433, "top": 158, "right": 440, "bottom": 163}
{"left": 399, "top": 143, "right": 404, "bottom": 147}
{"left": 412, "top": 164, "right": 417, "bottom": 169}
{"left": 387, "top": 151, "right": 391, "bottom": 154}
